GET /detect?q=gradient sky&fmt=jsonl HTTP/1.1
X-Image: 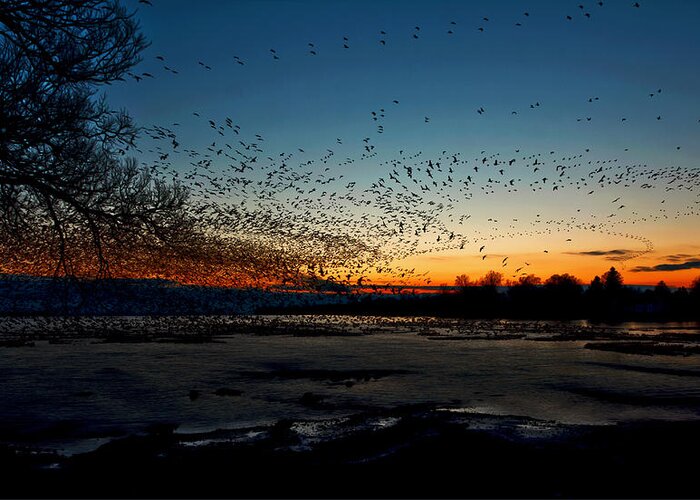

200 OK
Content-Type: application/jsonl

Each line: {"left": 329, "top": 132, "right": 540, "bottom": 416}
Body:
{"left": 109, "top": 0, "right": 700, "bottom": 286}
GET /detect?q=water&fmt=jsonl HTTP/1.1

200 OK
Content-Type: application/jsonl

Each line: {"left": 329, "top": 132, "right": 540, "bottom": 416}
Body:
{"left": 1, "top": 315, "right": 699, "bottom": 455}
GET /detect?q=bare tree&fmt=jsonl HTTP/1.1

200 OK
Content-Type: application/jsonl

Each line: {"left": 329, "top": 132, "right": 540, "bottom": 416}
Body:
{"left": 544, "top": 273, "right": 580, "bottom": 287}
{"left": 454, "top": 274, "right": 473, "bottom": 288}
{"left": 478, "top": 270, "right": 503, "bottom": 287}
{"left": 516, "top": 274, "right": 541, "bottom": 287}
{"left": 0, "top": 0, "right": 192, "bottom": 277}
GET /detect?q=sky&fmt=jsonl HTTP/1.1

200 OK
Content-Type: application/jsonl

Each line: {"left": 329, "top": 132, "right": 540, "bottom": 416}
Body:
{"left": 109, "top": 0, "right": 700, "bottom": 287}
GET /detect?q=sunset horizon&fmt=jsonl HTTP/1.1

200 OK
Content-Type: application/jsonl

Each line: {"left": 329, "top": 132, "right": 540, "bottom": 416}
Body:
{"left": 2, "top": 1, "right": 700, "bottom": 499}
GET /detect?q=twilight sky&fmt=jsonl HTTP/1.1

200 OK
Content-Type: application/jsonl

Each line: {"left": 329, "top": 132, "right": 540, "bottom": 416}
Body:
{"left": 109, "top": 0, "right": 700, "bottom": 286}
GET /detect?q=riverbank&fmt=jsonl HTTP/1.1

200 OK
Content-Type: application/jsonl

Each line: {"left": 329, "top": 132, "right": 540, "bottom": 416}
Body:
{"left": 3, "top": 405, "right": 700, "bottom": 498}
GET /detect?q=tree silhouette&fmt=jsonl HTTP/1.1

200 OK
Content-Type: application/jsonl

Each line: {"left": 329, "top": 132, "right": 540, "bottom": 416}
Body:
{"left": 0, "top": 0, "right": 192, "bottom": 277}
{"left": 506, "top": 274, "right": 542, "bottom": 317}
{"left": 544, "top": 273, "right": 582, "bottom": 298}
{"left": 454, "top": 274, "right": 473, "bottom": 288}
{"left": 479, "top": 270, "right": 503, "bottom": 287}
{"left": 654, "top": 280, "right": 671, "bottom": 298}
{"left": 543, "top": 273, "right": 582, "bottom": 317}
{"left": 516, "top": 274, "right": 541, "bottom": 287}
{"left": 544, "top": 273, "right": 580, "bottom": 288}
{"left": 691, "top": 276, "right": 700, "bottom": 297}
{"left": 589, "top": 275, "right": 604, "bottom": 293}
{"left": 602, "top": 267, "right": 624, "bottom": 291}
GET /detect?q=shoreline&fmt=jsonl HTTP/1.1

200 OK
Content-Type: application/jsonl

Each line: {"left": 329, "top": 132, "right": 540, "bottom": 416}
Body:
{"left": 3, "top": 406, "right": 700, "bottom": 498}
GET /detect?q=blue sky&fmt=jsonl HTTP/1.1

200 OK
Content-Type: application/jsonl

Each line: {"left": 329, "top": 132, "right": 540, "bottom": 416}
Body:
{"left": 113, "top": 0, "right": 700, "bottom": 162}
{"left": 107, "top": 0, "right": 700, "bottom": 285}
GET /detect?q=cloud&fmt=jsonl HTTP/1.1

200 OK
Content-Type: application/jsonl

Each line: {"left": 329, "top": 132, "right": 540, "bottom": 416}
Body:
{"left": 662, "top": 253, "right": 697, "bottom": 263}
{"left": 565, "top": 249, "right": 637, "bottom": 261}
{"left": 571, "top": 249, "right": 631, "bottom": 256}
{"left": 630, "top": 260, "right": 700, "bottom": 273}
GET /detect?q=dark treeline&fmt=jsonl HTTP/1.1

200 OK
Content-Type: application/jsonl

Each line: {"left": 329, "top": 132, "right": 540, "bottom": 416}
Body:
{"left": 273, "top": 268, "right": 700, "bottom": 321}
{"left": 2, "top": 267, "right": 699, "bottom": 321}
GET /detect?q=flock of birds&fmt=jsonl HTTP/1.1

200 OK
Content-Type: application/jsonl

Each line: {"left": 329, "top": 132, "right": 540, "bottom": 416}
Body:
{"left": 0, "top": 314, "right": 623, "bottom": 341}
{"left": 131, "top": 0, "right": 641, "bottom": 80}
{"left": 112, "top": 1, "right": 700, "bottom": 289}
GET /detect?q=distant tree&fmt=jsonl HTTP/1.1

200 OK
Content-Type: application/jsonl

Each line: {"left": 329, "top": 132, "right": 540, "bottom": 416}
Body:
{"left": 585, "top": 275, "right": 606, "bottom": 315}
{"left": 691, "top": 276, "right": 700, "bottom": 296}
{"left": 541, "top": 273, "right": 583, "bottom": 317}
{"left": 0, "top": 0, "right": 193, "bottom": 277}
{"left": 655, "top": 280, "right": 671, "bottom": 298}
{"left": 517, "top": 274, "right": 542, "bottom": 287}
{"left": 589, "top": 275, "right": 604, "bottom": 293}
{"left": 545, "top": 273, "right": 581, "bottom": 288}
{"left": 602, "top": 267, "right": 624, "bottom": 291}
{"left": 507, "top": 273, "right": 542, "bottom": 317}
{"left": 545, "top": 273, "right": 582, "bottom": 298}
{"left": 455, "top": 274, "right": 473, "bottom": 288}
{"left": 479, "top": 270, "right": 503, "bottom": 287}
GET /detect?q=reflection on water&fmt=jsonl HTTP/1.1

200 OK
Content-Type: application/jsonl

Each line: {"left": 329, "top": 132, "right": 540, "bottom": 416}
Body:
{"left": 575, "top": 319, "right": 700, "bottom": 336}
{"left": 1, "top": 315, "right": 699, "bottom": 454}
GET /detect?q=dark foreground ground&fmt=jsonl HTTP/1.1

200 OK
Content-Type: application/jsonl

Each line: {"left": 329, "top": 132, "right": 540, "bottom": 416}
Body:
{"left": 2, "top": 406, "right": 700, "bottom": 499}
